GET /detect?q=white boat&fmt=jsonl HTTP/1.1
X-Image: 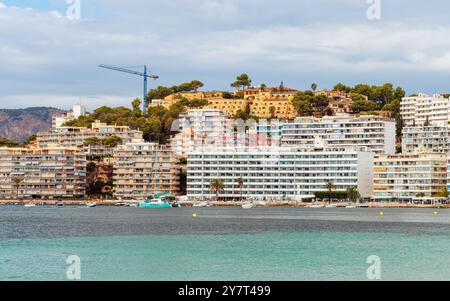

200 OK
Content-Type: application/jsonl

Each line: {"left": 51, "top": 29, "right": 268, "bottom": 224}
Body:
{"left": 86, "top": 203, "right": 97, "bottom": 208}
{"left": 325, "top": 204, "right": 337, "bottom": 208}
{"left": 346, "top": 206, "right": 357, "bottom": 209}
{"left": 242, "top": 202, "right": 254, "bottom": 209}
{"left": 24, "top": 204, "right": 36, "bottom": 208}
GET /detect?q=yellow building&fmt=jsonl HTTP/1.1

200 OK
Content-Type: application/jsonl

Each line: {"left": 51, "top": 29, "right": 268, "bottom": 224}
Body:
{"left": 156, "top": 86, "right": 300, "bottom": 119}
{"left": 206, "top": 98, "right": 248, "bottom": 117}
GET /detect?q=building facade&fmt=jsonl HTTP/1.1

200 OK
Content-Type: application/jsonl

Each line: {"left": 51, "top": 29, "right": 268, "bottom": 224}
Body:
{"left": 402, "top": 126, "right": 450, "bottom": 153}
{"left": 37, "top": 121, "right": 144, "bottom": 157}
{"left": 187, "top": 146, "right": 374, "bottom": 201}
{"left": 113, "top": 142, "right": 180, "bottom": 200}
{"left": 400, "top": 93, "right": 450, "bottom": 127}
{"left": 0, "top": 146, "right": 86, "bottom": 199}
{"left": 281, "top": 115, "right": 396, "bottom": 154}
{"left": 171, "top": 109, "right": 233, "bottom": 157}
{"left": 373, "top": 153, "right": 448, "bottom": 202}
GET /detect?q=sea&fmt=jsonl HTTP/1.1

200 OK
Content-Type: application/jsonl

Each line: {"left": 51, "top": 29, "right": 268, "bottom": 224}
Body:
{"left": 1, "top": 206, "right": 450, "bottom": 281}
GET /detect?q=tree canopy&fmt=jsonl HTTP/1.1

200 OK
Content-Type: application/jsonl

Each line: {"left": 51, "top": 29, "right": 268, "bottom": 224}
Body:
{"left": 231, "top": 74, "right": 252, "bottom": 91}
{"left": 292, "top": 91, "right": 330, "bottom": 117}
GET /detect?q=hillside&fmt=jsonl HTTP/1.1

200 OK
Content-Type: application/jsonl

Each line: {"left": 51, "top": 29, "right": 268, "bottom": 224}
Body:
{"left": 0, "top": 107, "right": 66, "bottom": 142}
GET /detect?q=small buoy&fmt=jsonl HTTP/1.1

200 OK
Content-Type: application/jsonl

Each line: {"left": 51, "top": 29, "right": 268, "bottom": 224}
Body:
{"left": 192, "top": 213, "right": 198, "bottom": 218}
{"left": 379, "top": 211, "right": 384, "bottom": 216}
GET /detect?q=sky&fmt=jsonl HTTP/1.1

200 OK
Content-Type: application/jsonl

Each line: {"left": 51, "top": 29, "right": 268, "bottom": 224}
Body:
{"left": 1, "top": 0, "right": 450, "bottom": 110}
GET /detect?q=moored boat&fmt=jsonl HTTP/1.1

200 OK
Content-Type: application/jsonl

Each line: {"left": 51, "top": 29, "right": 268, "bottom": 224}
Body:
{"left": 242, "top": 202, "right": 254, "bottom": 209}
{"left": 24, "top": 203, "right": 36, "bottom": 208}
{"left": 139, "top": 199, "right": 171, "bottom": 209}
{"left": 86, "top": 202, "right": 97, "bottom": 208}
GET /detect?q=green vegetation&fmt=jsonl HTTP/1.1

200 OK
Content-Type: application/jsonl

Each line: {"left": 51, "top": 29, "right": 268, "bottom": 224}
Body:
{"left": 210, "top": 179, "right": 224, "bottom": 201}
{"left": 84, "top": 136, "right": 123, "bottom": 148}
{"left": 231, "top": 74, "right": 252, "bottom": 91}
{"left": 314, "top": 191, "right": 351, "bottom": 201}
{"left": 145, "top": 80, "right": 205, "bottom": 103}
{"left": 0, "top": 137, "right": 20, "bottom": 147}
{"left": 292, "top": 90, "right": 331, "bottom": 117}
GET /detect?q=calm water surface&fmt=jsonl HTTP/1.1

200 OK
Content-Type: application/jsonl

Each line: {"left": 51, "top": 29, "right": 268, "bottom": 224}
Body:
{"left": 1, "top": 206, "right": 450, "bottom": 280}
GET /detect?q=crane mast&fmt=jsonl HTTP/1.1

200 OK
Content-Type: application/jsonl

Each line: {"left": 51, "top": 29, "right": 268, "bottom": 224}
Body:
{"left": 99, "top": 64, "right": 159, "bottom": 115}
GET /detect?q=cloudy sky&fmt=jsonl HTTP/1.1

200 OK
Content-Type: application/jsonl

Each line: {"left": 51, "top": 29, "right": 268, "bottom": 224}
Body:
{"left": 1, "top": 0, "right": 450, "bottom": 110}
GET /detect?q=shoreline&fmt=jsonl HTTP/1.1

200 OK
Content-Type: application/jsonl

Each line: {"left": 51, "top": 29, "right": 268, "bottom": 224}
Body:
{"left": 0, "top": 200, "right": 448, "bottom": 209}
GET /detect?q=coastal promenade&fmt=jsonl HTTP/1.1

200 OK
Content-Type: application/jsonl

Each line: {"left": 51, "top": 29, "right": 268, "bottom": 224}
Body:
{"left": 0, "top": 199, "right": 448, "bottom": 209}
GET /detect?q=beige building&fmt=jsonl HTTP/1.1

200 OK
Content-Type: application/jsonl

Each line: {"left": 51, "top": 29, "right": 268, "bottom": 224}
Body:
{"left": 37, "top": 121, "right": 144, "bottom": 157}
{"left": 113, "top": 142, "right": 180, "bottom": 200}
{"left": 373, "top": 153, "right": 448, "bottom": 202}
{"left": 0, "top": 146, "right": 86, "bottom": 199}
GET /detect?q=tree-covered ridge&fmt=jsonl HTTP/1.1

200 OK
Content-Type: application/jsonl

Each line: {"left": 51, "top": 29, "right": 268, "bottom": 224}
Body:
{"left": 64, "top": 78, "right": 410, "bottom": 144}
{"left": 332, "top": 83, "right": 405, "bottom": 113}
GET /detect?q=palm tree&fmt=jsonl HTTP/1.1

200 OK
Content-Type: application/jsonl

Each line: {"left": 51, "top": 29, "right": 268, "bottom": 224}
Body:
{"left": 236, "top": 177, "right": 244, "bottom": 201}
{"left": 12, "top": 178, "right": 23, "bottom": 200}
{"left": 210, "top": 179, "right": 224, "bottom": 202}
{"left": 346, "top": 187, "right": 360, "bottom": 203}
{"left": 325, "top": 181, "right": 335, "bottom": 204}
{"left": 311, "top": 83, "right": 318, "bottom": 92}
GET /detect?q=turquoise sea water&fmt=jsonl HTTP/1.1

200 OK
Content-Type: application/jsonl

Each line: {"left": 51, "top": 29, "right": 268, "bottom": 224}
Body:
{"left": 1, "top": 206, "right": 450, "bottom": 280}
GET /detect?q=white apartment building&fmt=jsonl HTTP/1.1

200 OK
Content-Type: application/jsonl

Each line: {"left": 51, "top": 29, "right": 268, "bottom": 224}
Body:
{"left": 0, "top": 146, "right": 86, "bottom": 199}
{"left": 37, "top": 121, "right": 144, "bottom": 157}
{"left": 373, "top": 153, "right": 448, "bottom": 202}
{"left": 113, "top": 142, "right": 180, "bottom": 200}
{"left": 281, "top": 115, "right": 396, "bottom": 154}
{"left": 187, "top": 145, "right": 374, "bottom": 201}
{"left": 171, "top": 109, "right": 233, "bottom": 157}
{"left": 400, "top": 93, "right": 450, "bottom": 127}
{"left": 402, "top": 125, "right": 450, "bottom": 153}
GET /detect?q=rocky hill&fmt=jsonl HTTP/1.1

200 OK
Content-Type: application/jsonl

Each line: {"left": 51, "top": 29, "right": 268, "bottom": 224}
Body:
{"left": 0, "top": 107, "right": 66, "bottom": 142}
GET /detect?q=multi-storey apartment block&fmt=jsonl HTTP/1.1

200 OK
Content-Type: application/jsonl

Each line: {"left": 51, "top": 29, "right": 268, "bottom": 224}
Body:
{"left": 400, "top": 93, "right": 450, "bottom": 126}
{"left": 113, "top": 142, "right": 180, "bottom": 200}
{"left": 37, "top": 121, "right": 143, "bottom": 157}
{"left": 402, "top": 125, "right": 450, "bottom": 153}
{"left": 171, "top": 109, "right": 232, "bottom": 157}
{"left": 0, "top": 146, "right": 86, "bottom": 199}
{"left": 281, "top": 115, "right": 396, "bottom": 154}
{"left": 373, "top": 153, "right": 448, "bottom": 202}
{"left": 187, "top": 146, "right": 374, "bottom": 201}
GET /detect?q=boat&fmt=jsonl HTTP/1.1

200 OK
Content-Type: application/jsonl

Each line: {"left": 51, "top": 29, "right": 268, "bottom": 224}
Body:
{"left": 242, "top": 202, "right": 254, "bottom": 209}
{"left": 56, "top": 202, "right": 64, "bottom": 207}
{"left": 115, "top": 202, "right": 129, "bottom": 207}
{"left": 325, "top": 204, "right": 337, "bottom": 208}
{"left": 139, "top": 199, "right": 171, "bottom": 209}
{"left": 171, "top": 202, "right": 181, "bottom": 208}
{"left": 345, "top": 205, "right": 357, "bottom": 209}
{"left": 24, "top": 204, "right": 36, "bottom": 208}
{"left": 86, "top": 203, "right": 97, "bottom": 208}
